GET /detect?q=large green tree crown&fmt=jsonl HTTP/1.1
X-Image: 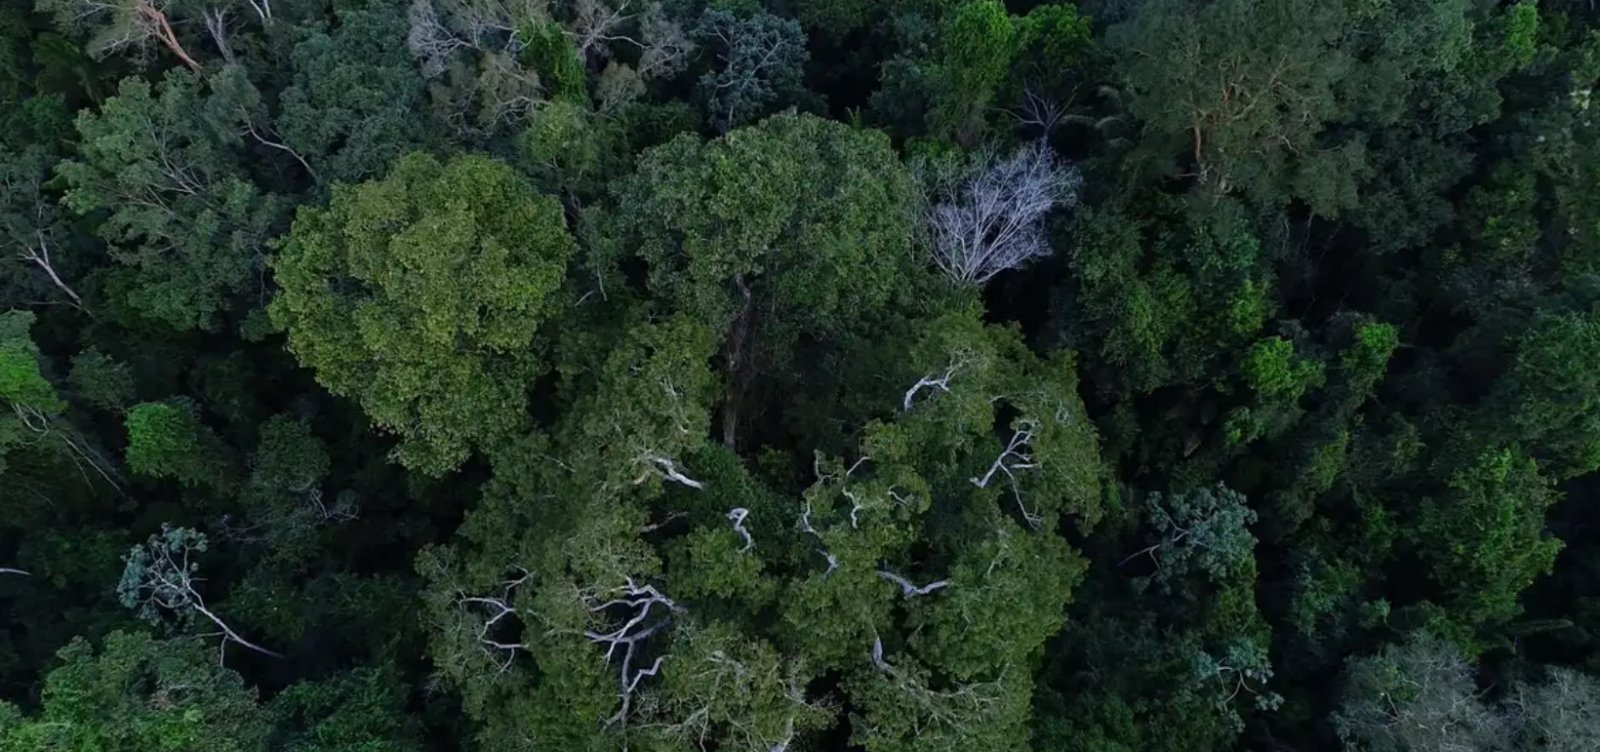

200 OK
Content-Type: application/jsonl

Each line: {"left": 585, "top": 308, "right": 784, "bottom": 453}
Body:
{"left": 270, "top": 151, "right": 574, "bottom": 475}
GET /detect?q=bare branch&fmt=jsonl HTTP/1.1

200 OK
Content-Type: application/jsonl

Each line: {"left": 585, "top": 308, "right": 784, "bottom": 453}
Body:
{"left": 971, "top": 420, "right": 1043, "bottom": 528}
{"left": 457, "top": 567, "right": 534, "bottom": 673}
{"left": 637, "top": 454, "right": 705, "bottom": 489}
{"left": 920, "top": 141, "right": 1081, "bottom": 286}
{"left": 1013, "top": 86, "right": 1067, "bottom": 136}
{"left": 586, "top": 578, "right": 682, "bottom": 727}
{"left": 903, "top": 353, "right": 969, "bottom": 411}
{"left": 877, "top": 569, "right": 950, "bottom": 597}
{"left": 19, "top": 231, "right": 86, "bottom": 311}
{"left": 241, "top": 0, "right": 271, "bottom": 23}
{"left": 727, "top": 507, "right": 753, "bottom": 552}
{"left": 120, "top": 528, "right": 279, "bottom": 661}
{"left": 202, "top": 7, "right": 234, "bottom": 64}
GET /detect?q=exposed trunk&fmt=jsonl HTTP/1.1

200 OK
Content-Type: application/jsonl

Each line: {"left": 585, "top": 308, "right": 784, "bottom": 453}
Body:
{"left": 20, "top": 233, "right": 85, "bottom": 311}
{"left": 193, "top": 601, "right": 282, "bottom": 658}
{"left": 720, "top": 276, "right": 754, "bottom": 452}
{"left": 138, "top": 2, "right": 203, "bottom": 73}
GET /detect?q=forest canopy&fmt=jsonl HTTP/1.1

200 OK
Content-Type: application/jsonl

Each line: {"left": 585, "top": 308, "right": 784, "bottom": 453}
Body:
{"left": 3, "top": 0, "right": 1600, "bottom": 750}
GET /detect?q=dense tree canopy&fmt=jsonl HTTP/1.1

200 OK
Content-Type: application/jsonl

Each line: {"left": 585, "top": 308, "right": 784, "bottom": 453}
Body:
{"left": 5, "top": 0, "right": 1600, "bottom": 750}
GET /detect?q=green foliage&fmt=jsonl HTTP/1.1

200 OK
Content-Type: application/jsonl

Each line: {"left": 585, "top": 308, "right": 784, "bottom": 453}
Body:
{"left": 0, "top": 311, "right": 62, "bottom": 413}
{"left": 1138, "top": 484, "right": 1258, "bottom": 586}
{"left": 1242, "top": 337, "right": 1324, "bottom": 401}
{"left": 0, "top": 632, "right": 270, "bottom": 752}
{"left": 268, "top": 667, "right": 424, "bottom": 752}
{"left": 596, "top": 111, "right": 918, "bottom": 340}
{"left": 7, "top": 2, "right": 1600, "bottom": 751}
{"left": 58, "top": 70, "right": 285, "bottom": 330}
{"left": 520, "top": 19, "right": 585, "bottom": 102}
{"left": 278, "top": 7, "right": 433, "bottom": 186}
{"left": 1105, "top": 0, "right": 1473, "bottom": 211}
{"left": 518, "top": 99, "right": 627, "bottom": 198}
{"left": 694, "top": 9, "right": 809, "bottom": 132}
{"left": 1061, "top": 197, "right": 1272, "bottom": 395}
{"left": 124, "top": 401, "right": 227, "bottom": 487}
{"left": 68, "top": 347, "right": 134, "bottom": 410}
{"left": 1413, "top": 448, "right": 1562, "bottom": 632}
{"left": 270, "top": 152, "right": 574, "bottom": 475}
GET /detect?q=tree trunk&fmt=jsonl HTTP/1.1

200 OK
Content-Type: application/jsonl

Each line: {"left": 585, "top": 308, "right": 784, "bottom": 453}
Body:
{"left": 720, "top": 277, "right": 754, "bottom": 452}
{"left": 139, "top": 3, "right": 203, "bottom": 73}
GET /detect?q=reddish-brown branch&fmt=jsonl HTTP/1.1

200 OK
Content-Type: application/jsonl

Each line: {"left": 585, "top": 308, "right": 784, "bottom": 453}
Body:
{"left": 138, "top": 3, "right": 202, "bottom": 72}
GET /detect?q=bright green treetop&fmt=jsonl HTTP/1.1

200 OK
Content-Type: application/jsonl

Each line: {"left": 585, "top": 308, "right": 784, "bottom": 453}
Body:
{"left": 270, "top": 152, "right": 574, "bottom": 475}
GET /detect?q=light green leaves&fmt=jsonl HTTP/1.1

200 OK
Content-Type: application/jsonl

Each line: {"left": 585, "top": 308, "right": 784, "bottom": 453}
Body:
{"left": 270, "top": 152, "right": 574, "bottom": 475}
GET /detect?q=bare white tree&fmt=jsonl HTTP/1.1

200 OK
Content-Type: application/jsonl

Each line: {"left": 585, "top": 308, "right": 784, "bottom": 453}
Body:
{"left": 919, "top": 140, "right": 1082, "bottom": 286}
{"left": 406, "top": 0, "right": 544, "bottom": 133}
{"left": 1509, "top": 666, "right": 1600, "bottom": 752}
{"left": 572, "top": 0, "right": 694, "bottom": 73}
{"left": 406, "top": 0, "right": 470, "bottom": 78}
{"left": 0, "top": 568, "right": 29, "bottom": 576}
{"left": 1334, "top": 634, "right": 1508, "bottom": 752}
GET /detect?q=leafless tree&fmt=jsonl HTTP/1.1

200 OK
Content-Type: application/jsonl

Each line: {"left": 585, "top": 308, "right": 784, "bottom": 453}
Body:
{"left": 406, "top": 0, "right": 470, "bottom": 78}
{"left": 1508, "top": 666, "right": 1600, "bottom": 752}
{"left": 570, "top": 0, "right": 693, "bottom": 79}
{"left": 407, "top": 0, "right": 544, "bottom": 133}
{"left": 919, "top": 140, "right": 1082, "bottom": 286}
{"left": 1334, "top": 634, "right": 1508, "bottom": 752}
{"left": 634, "top": 4, "right": 693, "bottom": 79}
{"left": 0, "top": 568, "right": 29, "bottom": 576}
{"left": 1014, "top": 87, "right": 1068, "bottom": 136}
